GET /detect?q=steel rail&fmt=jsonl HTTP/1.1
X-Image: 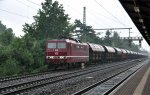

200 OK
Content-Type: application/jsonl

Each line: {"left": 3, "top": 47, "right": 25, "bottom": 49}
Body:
{"left": 72, "top": 61, "right": 146, "bottom": 95}
{"left": 0, "top": 60, "right": 139, "bottom": 95}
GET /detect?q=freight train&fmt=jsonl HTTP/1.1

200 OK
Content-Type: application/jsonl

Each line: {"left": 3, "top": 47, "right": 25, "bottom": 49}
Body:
{"left": 45, "top": 38, "right": 147, "bottom": 69}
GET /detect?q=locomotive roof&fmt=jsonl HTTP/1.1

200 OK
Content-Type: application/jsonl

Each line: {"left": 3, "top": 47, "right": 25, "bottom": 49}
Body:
{"left": 47, "top": 39, "right": 88, "bottom": 45}
{"left": 103, "top": 45, "right": 116, "bottom": 53}
{"left": 66, "top": 39, "right": 88, "bottom": 46}
{"left": 47, "top": 39, "right": 77, "bottom": 43}
{"left": 87, "top": 43, "right": 105, "bottom": 52}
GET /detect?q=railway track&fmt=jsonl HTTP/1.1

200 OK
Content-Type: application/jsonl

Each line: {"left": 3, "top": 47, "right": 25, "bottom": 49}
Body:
{"left": 73, "top": 60, "right": 149, "bottom": 95}
{"left": 0, "top": 59, "right": 138, "bottom": 83}
{"left": 0, "top": 59, "right": 145, "bottom": 95}
{"left": 0, "top": 71, "right": 51, "bottom": 82}
{"left": 43, "top": 59, "right": 147, "bottom": 95}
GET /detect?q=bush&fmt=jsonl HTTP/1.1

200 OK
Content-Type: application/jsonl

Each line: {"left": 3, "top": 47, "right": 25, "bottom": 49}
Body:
{"left": 0, "top": 57, "right": 22, "bottom": 76}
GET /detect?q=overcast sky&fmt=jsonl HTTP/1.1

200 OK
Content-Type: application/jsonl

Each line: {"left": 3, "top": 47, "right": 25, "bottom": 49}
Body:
{"left": 0, "top": 0, "right": 149, "bottom": 51}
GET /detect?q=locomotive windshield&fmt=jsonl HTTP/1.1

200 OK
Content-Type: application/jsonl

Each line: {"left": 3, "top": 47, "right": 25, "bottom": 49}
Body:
{"left": 57, "top": 43, "right": 66, "bottom": 48}
{"left": 48, "top": 42, "right": 66, "bottom": 49}
{"left": 48, "top": 43, "right": 56, "bottom": 48}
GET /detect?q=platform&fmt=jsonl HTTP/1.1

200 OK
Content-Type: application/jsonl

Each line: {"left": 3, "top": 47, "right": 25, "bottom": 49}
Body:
{"left": 110, "top": 59, "right": 150, "bottom": 95}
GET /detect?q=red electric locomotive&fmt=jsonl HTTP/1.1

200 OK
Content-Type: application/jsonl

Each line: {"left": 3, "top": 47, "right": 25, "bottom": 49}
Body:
{"left": 46, "top": 38, "right": 148, "bottom": 69}
{"left": 46, "top": 38, "right": 89, "bottom": 68}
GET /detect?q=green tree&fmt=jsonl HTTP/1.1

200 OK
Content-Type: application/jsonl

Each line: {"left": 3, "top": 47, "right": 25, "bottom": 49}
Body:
{"left": 23, "top": 0, "right": 73, "bottom": 40}
{"left": 0, "top": 21, "right": 6, "bottom": 34}
{"left": 74, "top": 19, "right": 101, "bottom": 43}
{"left": 0, "top": 21, "right": 14, "bottom": 45}
{"left": 21, "top": 0, "right": 76, "bottom": 73}
{"left": 0, "top": 29, "right": 14, "bottom": 45}
{"left": 111, "top": 32, "right": 122, "bottom": 47}
{"left": 103, "top": 30, "right": 112, "bottom": 46}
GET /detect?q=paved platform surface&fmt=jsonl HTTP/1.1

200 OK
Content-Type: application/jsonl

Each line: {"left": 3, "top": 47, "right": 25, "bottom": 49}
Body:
{"left": 142, "top": 65, "right": 150, "bottom": 95}
{"left": 110, "top": 59, "right": 150, "bottom": 95}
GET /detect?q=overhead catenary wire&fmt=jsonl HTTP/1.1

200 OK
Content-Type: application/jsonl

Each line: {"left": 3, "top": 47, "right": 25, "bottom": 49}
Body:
{"left": 16, "top": 0, "right": 38, "bottom": 10}
{"left": 94, "top": 0, "right": 128, "bottom": 27}
{"left": 82, "top": 0, "right": 114, "bottom": 28}
{"left": 116, "top": 1, "right": 129, "bottom": 26}
{"left": 87, "top": 11, "right": 112, "bottom": 28}
{"left": 87, "top": 8, "right": 118, "bottom": 28}
{"left": 61, "top": 0, "right": 121, "bottom": 36}
{"left": 94, "top": 0, "right": 127, "bottom": 27}
{"left": 61, "top": 0, "right": 128, "bottom": 30}
{"left": 26, "top": 0, "right": 41, "bottom": 6}
{"left": 61, "top": 0, "right": 107, "bottom": 28}
{"left": 61, "top": 0, "right": 83, "bottom": 15}
{"left": 0, "top": 8, "right": 32, "bottom": 19}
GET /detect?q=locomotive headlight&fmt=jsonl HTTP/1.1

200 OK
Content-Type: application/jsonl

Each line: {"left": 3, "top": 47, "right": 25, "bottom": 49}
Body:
{"left": 48, "top": 56, "right": 54, "bottom": 59}
{"left": 60, "top": 56, "right": 64, "bottom": 59}
{"left": 64, "top": 56, "right": 66, "bottom": 59}
{"left": 46, "top": 56, "right": 50, "bottom": 59}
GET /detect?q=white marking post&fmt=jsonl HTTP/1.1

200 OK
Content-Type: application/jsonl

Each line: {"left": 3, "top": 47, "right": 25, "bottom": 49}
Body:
{"left": 81, "top": 63, "right": 85, "bottom": 69}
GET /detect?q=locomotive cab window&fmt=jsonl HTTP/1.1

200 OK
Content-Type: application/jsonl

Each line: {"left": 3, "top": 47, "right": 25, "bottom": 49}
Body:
{"left": 48, "top": 43, "right": 56, "bottom": 48}
{"left": 58, "top": 43, "right": 66, "bottom": 49}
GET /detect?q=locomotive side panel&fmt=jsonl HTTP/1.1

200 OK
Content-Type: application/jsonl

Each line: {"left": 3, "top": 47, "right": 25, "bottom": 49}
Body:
{"left": 69, "top": 43, "right": 89, "bottom": 63}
